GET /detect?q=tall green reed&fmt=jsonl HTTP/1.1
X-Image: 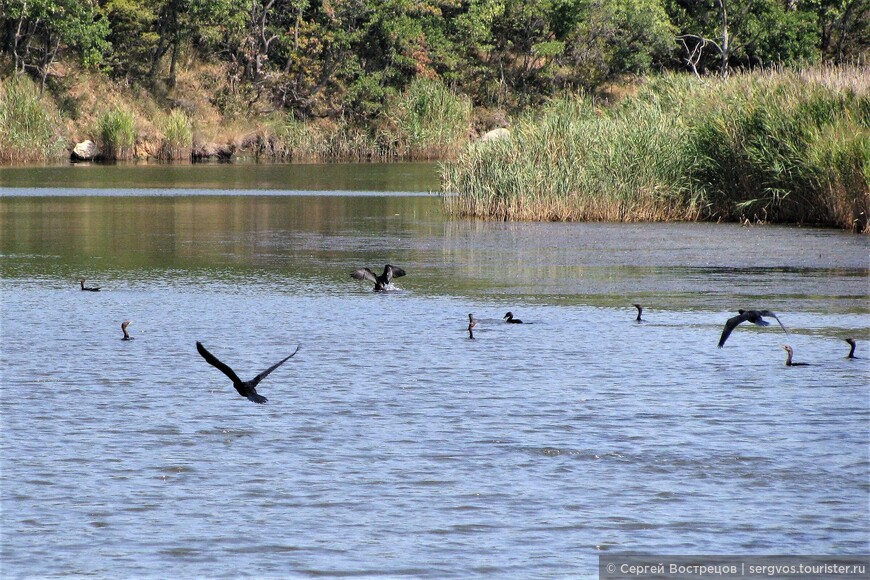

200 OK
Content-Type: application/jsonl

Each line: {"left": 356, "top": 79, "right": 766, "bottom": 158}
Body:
{"left": 97, "top": 106, "right": 136, "bottom": 160}
{"left": 383, "top": 78, "right": 472, "bottom": 160}
{"left": 443, "top": 66, "right": 869, "bottom": 231}
{"left": 0, "top": 77, "right": 65, "bottom": 163}
{"left": 159, "top": 109, "right": 192, "bottom": 160}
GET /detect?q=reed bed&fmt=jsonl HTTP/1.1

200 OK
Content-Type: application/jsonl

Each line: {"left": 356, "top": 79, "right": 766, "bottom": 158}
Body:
{"left": 97, "top": 106, "right": 136, "bottom": 160}
{"left": 158, "top": 109, "right": 193, "bottom": 160}
{"left": 0, "top": 77, "right": 65, "bottom": 163}
{"left": 251, "top": 116, "right": 391, "bottom": 161}
{"left": 382, "top": 78, "right": 473, "bottom": 160}
{"left": 443, "top": 66, "right": 869, "bottom": 232}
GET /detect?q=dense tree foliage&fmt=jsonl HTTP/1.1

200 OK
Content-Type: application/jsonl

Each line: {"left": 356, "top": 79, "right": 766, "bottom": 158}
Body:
{"left": 1, "top": 0, "right": 867, "bottom": 115}
{"left": 2, "top": 0, "right": 109, "bottom": 92}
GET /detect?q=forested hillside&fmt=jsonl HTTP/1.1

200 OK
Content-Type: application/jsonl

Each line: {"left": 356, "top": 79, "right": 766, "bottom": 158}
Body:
{"left": 3, "top": 0, "right": 867, "bottom": 118}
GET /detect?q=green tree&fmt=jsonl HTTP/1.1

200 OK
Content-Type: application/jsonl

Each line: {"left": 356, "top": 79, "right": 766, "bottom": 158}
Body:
{"left": 808, "top": 0, "right": 870, "bottom": 62}
{"left": 102, "top": 0, "right": 159, "bottom": 80}
{"left": 562, "top": 0, "right": 676, "bottom": 89}
{"left": 2, "top": 0, "right": 109, "bottom": 93}
{"left": 487, "top": 0, "right": 563, "bottom": 107}
{"left": 669, "top": 0, "right": 824, "bottom": 76}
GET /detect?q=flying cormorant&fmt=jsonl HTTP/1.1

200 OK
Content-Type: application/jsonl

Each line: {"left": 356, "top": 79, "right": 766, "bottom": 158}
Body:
{"left": 196, "top": 341, "right": 300, "bottom": 404}
{"left": 718, "top": 310, "right": 787, "bottom": 348}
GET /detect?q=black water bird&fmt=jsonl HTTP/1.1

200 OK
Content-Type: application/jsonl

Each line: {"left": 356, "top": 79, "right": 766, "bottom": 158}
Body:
{"left": 633, "top": 304, "right": 644, "bottom": 322}
{"left": 503, "top": 312, "right": 523, "bottom": 324}
{"left": 80, "top": 279, "right": 100, "bottom": 292}
{"left": 351, "top": 264, "right": 406, "bottom": 291}
{"left": 845, "top": 338, "right": 858, "bottom": 359}
{"left": 121, "top": 320, "right": 133, "bottom": 340}
{"left": 196, "top": 341, "right": 300, "bottom": 404}
{"left": 781, "top": 345, "right": 810, "bottom": 366}
{"left": 717, "top": 309, "right": 787, "bottom": 348}
{"left": 468, "top": 314, "right": 478, "bottom": 339}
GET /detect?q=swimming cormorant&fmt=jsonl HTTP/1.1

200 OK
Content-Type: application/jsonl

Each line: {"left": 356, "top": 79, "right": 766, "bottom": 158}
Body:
{"left": 717, "top": 309, "right": 787, "bottom": 348}
{"left": 781, "top": 345, "right": 809, "bottom": 366}
{"left": 351, "top": 264, "right": 406, "bottom": 292}
{"left": 503, "top": 312, "right": 523, "bottom": 324}
{"left": 80, "top": 279, "right": 100, "bottom": 292}
{"left": 121, "top": 320, "right": 133, "bottom": 340}
{"left": 468, "top": 314, "right": 477, "bottom": 339}
{"left": 845, "top": 338, "right": 858, "bottom": 359}
{"left": 196, "top": 341, "right": 300, "bottom": 404}
{"left": 633, "top": 304, "right": 643, "bottom": 322}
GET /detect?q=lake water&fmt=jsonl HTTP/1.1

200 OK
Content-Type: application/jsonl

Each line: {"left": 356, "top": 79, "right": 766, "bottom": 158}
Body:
{"left": 1, "top": 163, "right": 868, "bottom": 578}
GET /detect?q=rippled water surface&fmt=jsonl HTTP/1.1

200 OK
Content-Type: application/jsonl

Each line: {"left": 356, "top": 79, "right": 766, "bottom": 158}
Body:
{"left": 1, "top": 164, "right": 868, "bottom": 578}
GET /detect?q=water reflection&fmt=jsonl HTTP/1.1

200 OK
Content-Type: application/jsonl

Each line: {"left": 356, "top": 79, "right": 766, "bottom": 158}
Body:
{"left": 0, "top": 161, "right": 441, "bottom": 192}
{"left": 1, "top": 194, "right": 868, "bottom": 315}
{"left": 1, "top": 195, "right": 440, "bottom": 272}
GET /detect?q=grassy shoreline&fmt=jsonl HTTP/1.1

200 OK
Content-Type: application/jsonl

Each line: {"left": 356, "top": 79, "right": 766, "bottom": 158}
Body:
{"left": 2, "top": 66, "right": 868, "bottom": 232}
{"left": 442, "top": 66, "right": 869, "bottom": 233}
{"left": 0, "top": 73, "right": 473, "bottom": 165}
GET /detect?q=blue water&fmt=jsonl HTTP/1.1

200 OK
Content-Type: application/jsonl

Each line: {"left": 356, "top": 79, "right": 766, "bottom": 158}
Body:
{"left": 1, "top": 186, "right": 868, "bottom": 578}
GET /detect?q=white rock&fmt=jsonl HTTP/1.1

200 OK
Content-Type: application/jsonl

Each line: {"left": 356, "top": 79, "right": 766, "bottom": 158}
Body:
{"left": 479, "top": 128, "right": 510, "bottom": 142}
{"left": 71, "top": 140, "right": 96, "bottom": 160}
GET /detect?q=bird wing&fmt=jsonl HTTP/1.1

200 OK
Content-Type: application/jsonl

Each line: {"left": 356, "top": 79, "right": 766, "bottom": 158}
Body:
{"left": 250, "top": 345, "right": 300, "bottom": 388}
{"left": 197, "top": 341, "right": 243, "bottom": 384}
{"left": 718, "top": 312, "right": 749, "bottom": 347}
{"left": 760, "top": 311, "right": 788, "bottom": 334}
{"left": 351, "top": 268, "right": 377, "bottom": 283}
{"left": 388, "top": 266, "right": 406, "bottom": 278}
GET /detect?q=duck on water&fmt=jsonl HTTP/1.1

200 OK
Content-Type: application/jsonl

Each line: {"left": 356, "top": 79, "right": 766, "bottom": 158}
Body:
{"left": 351, "top": 264, "right": 406, "bottom": 292}
{"left": 503, "top": 312, "right": 523, "bottom": 324}
{"left": 80, "top": 279, "right": 100, "bottom": 292}
{"left": 468, "top": 314, "right": 478, "bottom": 339}
{"left": 845, "top": 338, "right": 859, "bottom": 359}
{"left": 781, "top": 345, "right": 809, "bottom": 366}
{"left": 633, "top": 304, "right": 644, "bottom": 322}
